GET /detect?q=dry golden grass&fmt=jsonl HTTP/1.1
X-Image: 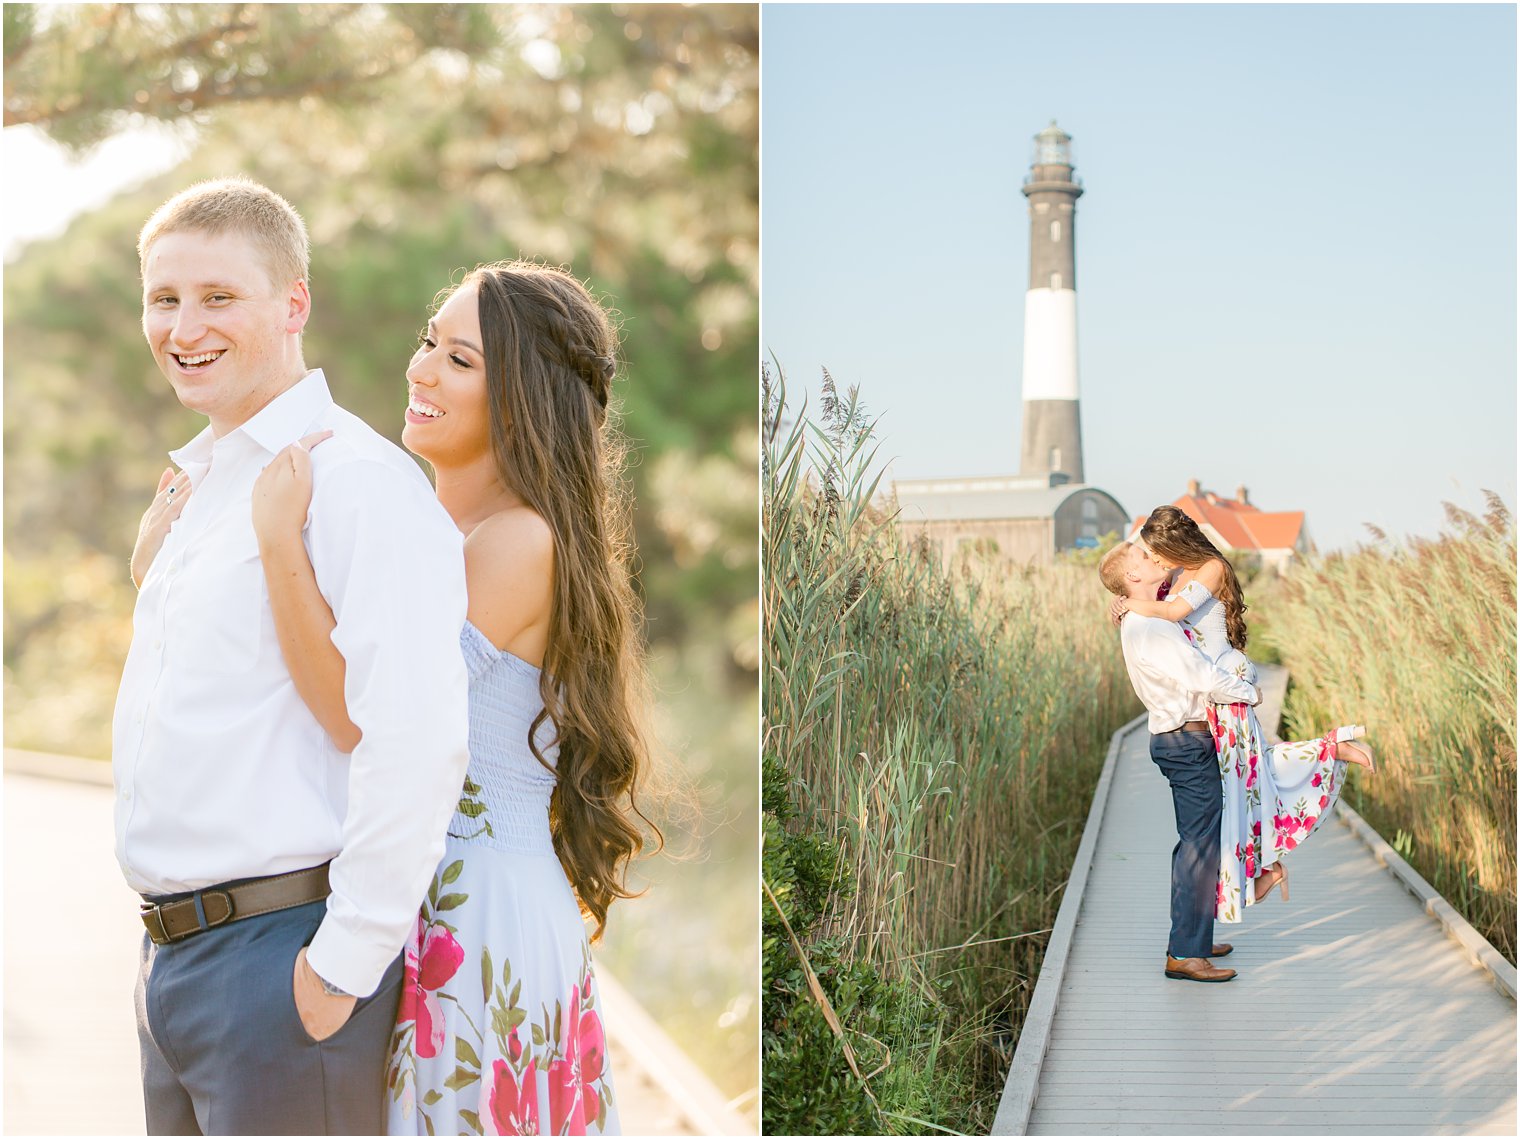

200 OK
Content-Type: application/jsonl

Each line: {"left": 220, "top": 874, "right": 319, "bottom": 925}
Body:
{"left": 1259, "top": 494, "right": 1516, "bottom": 962}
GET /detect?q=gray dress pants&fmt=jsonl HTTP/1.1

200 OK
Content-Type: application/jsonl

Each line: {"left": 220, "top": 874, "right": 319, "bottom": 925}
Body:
{"left": 135, "top": 898, "right": 404, "bottom": 1135}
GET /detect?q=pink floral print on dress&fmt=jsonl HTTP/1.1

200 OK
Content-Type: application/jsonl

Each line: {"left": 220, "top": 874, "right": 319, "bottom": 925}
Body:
{"left": 397, "top": 915, "right": 466, "bottom": 1059}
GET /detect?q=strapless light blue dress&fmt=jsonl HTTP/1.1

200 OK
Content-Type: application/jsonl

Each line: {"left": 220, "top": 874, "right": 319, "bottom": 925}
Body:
{"left": 385, "top": 623, "right": 619, "bottom": 1135}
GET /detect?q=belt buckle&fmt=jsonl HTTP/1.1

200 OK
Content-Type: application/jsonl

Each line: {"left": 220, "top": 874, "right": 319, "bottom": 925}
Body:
{"left": 141, "top": 888, "right": 236, "bottom": 944}
{"left": 140, "top": 901, "right": 172, "bottom": 945}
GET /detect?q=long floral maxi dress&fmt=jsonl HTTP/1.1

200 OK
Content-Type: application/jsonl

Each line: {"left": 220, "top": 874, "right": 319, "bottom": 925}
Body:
{"left": 1171, "top": 580, "right": 1351, "bottom": 924}
{"left": 385, "top": 622, "right": 619, "bottom": 1136}
{"left": 1206, "top": 701, "right": 1348, "bottom": 922}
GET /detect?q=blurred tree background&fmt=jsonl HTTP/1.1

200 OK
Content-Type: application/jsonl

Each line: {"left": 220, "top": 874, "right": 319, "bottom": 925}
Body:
{"left": 3, "top": 2, "right": 757, "bottom": 1121}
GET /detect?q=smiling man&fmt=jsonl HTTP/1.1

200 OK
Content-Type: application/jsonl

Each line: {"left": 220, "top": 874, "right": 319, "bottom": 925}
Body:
{"left": 114, "top": 177, "right": 470, "bottom": 1134}
{"left": 1099, "top": 540, "right": 1261, "bottom": 985}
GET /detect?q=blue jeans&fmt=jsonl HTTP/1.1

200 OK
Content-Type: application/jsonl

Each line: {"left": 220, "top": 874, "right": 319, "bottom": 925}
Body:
{"left": 136, "top": 898, "right": 404, "bottom": 1134}
{"left": 1149, "top": 729, "right": 1222, "bottom": 959}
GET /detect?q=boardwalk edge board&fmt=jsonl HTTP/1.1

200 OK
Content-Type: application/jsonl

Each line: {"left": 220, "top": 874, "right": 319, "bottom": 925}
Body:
{"left": 4, "top": 746, "right": 114, "bottom": 786}
{"left": 990, "top": 712, "right": 1146, "bottom": 1137}
{"left": 1333, "top": 799, "right": 1517, "bottom": 1000}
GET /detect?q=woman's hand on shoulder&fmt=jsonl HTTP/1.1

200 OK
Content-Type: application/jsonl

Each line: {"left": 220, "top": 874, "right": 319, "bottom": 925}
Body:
{"left": 253, "top": 431, "right": 332, "bottom": 553}
{"left": 464, "top": 506, "right": 555, "bottom": 663}
{"left": 131, "top": 466, "right": 194, "bottom": 588}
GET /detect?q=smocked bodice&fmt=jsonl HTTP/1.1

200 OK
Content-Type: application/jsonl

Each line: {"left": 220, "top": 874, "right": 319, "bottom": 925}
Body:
{"left": 446, "top": 621, "right": 559, "bottom": 855}
{"left": 1176, "top": 578, "right": 1257, "bottom": 684}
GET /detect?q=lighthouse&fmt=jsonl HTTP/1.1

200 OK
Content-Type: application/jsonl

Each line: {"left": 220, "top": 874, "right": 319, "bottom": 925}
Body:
{"left": 1018, "top": 121, "right": 1084, "bottom": 484}
{"left": 892, "top": 120, "right": 1129, "bottom": 567}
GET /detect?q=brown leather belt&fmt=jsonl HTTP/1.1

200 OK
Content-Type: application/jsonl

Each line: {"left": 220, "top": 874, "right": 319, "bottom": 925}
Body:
{"left": 140, "top": 863, "right": 331, "bottom": 946}
{"left": 1161, "top": 720, "right": 1210, "bottom": 734}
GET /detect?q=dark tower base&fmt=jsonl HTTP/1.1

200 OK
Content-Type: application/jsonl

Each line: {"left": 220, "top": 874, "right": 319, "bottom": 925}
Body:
{"left": 1019, "top": 399, "right": 1084, "bottom": 484}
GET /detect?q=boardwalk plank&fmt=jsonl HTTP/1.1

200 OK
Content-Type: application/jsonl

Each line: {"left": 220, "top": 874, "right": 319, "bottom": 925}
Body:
{"left": 1004, "top": 696, "right": 1517, "bottom": 1136}
{"left": 1032, "top": 1056, "right": 1495, "bottom": 1072}
{"left": 1027, "top": 1125, "right": 1513, "bottom": 1131}
{"left": 1031, "top": 1107, "right": 1503, "bottom": 1123}
{"left": 1034, "top": 1076, "right": 1520, "bottom": 1091}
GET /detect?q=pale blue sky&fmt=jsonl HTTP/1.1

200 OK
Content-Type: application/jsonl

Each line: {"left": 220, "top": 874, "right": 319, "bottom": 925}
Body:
{"left": 762, "top": 3, "right": 1517, "bottom": 549}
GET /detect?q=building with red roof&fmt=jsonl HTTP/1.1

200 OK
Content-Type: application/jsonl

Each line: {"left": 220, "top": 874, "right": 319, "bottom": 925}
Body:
{"left": 1129, "top": 479, "right": 1311, "bottom": 574}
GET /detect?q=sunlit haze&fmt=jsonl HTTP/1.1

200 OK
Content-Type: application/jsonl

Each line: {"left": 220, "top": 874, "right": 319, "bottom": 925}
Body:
{"left": 3, "top": 121, "right": 195, "bottom": 262}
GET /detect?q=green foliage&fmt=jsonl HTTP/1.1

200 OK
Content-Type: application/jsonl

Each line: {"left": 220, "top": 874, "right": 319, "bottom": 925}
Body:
{"left": 761, "top": 364, "right": 1140, "bottom": 1132}
{"left": 2, "top": 543, "right": 138, "bottom": 755}
{"left": 762, "top": 756, "right": 846, "bottom": 989}
{"left": 1055, "top": 529, "right": 1122, "bottom": 567}
{"left": 1241, "top": 575, "right": 1285, "bottom": 667}
{"left": 1258, "top": 493, "right": 1516, "bottom": 962}
{"left": 6, "top": 5, "right": 493, "bottom": 147}
{"left": 762, "top": 753, "right": 963, "bottom": 1136}
{"left": 1224, "top": 548, "right": 1266, "bottom": 588}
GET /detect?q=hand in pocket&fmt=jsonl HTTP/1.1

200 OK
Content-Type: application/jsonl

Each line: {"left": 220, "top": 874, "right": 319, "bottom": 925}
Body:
{"left": 292, "top": 946, "right": 357, "bottom": 1042}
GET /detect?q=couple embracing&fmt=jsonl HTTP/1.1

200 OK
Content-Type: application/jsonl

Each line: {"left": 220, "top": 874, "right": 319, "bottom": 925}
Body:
{"left": 114, "top": 177, "right": 647, "bottom": 1134}
{"left": 1100, "top": 508, "right": 1376, "bottom": 983}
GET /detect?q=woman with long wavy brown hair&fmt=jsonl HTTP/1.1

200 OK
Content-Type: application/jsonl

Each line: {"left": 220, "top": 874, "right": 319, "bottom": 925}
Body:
{"left": 246, "top": 260, "right": 654, "bottom": 1135}
{"left": 1111, "top": 505, "right": 1375, "bottom": 924}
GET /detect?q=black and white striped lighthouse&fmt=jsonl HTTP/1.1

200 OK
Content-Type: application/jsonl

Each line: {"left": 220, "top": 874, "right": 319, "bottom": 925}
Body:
{"left": 1018, "top": 121, "right": 1085, "bottom": 484}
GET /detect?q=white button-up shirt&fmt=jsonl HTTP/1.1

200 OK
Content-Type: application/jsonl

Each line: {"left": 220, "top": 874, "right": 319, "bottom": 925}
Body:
{"left": 113, "top": 370, "right": 470, "bottom": 997}
{"left": 1118, "top": 614, "right": 1259, "bottom": 734}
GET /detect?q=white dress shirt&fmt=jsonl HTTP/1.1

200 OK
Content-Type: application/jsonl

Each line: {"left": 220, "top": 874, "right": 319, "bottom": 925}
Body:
{"left": 113, "top": 370, "right": 470, "bottom": 997}
{"left": 1118, "top": 613, "right": 1259, "bottom": 734}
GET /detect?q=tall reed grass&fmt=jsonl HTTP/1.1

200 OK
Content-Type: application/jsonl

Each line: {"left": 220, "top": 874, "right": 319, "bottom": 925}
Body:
{"left": 762, "top": 367, "right": 1138, "bottom": 1133}
{"left": 1257, "top": 495, "right": 1516, "bottom": 962}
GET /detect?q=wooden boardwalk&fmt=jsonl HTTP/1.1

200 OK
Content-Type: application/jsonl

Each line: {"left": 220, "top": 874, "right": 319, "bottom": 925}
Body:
{"left": 995, "top": 679, "right": 1517, "bottom": 1136}
{"left": 3, "top": 752, "right": 752, "bottom": 1136}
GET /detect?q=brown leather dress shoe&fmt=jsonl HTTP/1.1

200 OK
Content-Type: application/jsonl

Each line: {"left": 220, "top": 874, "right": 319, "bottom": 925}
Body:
{"left": 1164, "top": 955, "right": 1237, "bottom": 982}
{"left": 1211, "top": 943, "right": 1233, "bottom": 958}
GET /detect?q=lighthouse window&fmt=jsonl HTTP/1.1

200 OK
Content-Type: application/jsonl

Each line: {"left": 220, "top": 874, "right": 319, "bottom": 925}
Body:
{"left": 1049, "top": 272, "right": 1062, "bottom": 290}
{"left": 1049, "top": 447, "right": 1062, "bottom": 470}
{"left": 1050, "top": 220, "right": 1061, "bottom": 242}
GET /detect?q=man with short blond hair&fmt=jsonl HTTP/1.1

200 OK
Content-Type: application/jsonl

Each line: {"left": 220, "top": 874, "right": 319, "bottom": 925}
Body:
{"left": 137, "top": 174, "right": 311, "bottom": 288}
{"left": 1102, "top": 540, "right": 1261, "bottom": 983}
{"left": 1096, "top": 538, "right": 1133, "bottom": 597}
{"left": 116, "top": 177, "right": 470, "bottom": 1133}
